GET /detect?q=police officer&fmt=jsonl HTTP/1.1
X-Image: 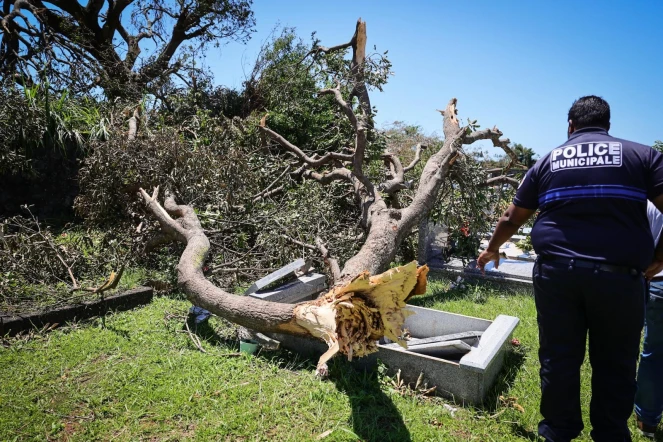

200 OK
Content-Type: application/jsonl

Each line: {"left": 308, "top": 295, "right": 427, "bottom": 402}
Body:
{"left": 478, "top": 95, "right": 663, "bottom": 442}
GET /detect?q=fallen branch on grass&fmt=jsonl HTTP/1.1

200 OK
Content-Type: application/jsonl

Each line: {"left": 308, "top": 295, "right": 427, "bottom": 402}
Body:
{"left": 140, "top": 186, "right": 429, "bottom": 375}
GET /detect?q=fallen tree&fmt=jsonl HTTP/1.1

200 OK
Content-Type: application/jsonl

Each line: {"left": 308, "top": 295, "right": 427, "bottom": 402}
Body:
{"left": 140, "top": 186, "right": 428, "bottom": 375}
{"left": 139, "top": 19, "right": 518, "bottom": 374}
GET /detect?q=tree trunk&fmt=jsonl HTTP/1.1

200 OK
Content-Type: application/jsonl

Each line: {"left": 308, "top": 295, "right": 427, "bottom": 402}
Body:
{"left": 139, "top": 187, "right": 428, "bottom": 376}
{"left": 137, "top": 18, "right": 519, "bottom": 376}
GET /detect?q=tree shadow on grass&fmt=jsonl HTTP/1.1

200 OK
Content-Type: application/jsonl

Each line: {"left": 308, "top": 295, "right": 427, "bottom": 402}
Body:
{"left": 187, "top": 317, "right": 321, "bottom": 373}
{"left": 187, "top": 318, "right": 411, "bottom": 441}
{"left": 475, "top": 345, "right": 538, "bottom": 439}
{"left": 328, "top": 358, "right": 412, "bottom": 442}
{"left": 186, "top": 317, "right": 232, "bottom": 348}
{"left": 105, "top": 323, "right": 131, "bottom": 340}
{"left": 509, "top": 422, "right": 540, "bottom": 440}
{"left": 480, "top": 345, "right": 529, "bottom": 413}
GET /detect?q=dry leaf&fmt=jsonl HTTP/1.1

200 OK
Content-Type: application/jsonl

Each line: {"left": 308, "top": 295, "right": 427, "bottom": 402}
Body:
{"left": 316, "top": 429, "right": 333, "bottom": 440}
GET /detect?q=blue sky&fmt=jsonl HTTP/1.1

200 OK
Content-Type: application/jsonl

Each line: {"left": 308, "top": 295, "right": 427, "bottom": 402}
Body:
{"left": 202, "top": 0, "right": 663, "bottom": 156}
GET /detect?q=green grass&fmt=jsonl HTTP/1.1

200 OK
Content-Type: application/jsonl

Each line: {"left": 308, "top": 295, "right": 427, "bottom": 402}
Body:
{"left": 0, "top": 277, "right": 657, "bottom": 441}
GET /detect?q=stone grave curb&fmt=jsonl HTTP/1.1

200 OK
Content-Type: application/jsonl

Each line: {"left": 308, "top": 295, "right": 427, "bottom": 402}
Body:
{"left": 429, "top": 266, "right": 533, "bottom": 290}
{"left": 0, "top": 286, "right": 154, "bottom": 336}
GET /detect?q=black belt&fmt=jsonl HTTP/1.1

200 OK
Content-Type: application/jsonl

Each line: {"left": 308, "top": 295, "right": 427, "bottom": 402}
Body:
{"left": 538, "top": 256, "right": 642, "bottom": 276}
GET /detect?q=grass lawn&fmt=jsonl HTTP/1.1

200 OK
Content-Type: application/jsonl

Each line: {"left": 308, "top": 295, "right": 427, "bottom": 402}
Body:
{"left": 0, "top": 276, "right": 656, "bottom": 441}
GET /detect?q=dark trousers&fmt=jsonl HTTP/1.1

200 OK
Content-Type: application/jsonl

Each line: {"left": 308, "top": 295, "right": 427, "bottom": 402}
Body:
{"left": 534, "top": 260, "right": 645, "bottom": 442}
{"left": 635, "top": 284, "right": 663, "bottom": 427}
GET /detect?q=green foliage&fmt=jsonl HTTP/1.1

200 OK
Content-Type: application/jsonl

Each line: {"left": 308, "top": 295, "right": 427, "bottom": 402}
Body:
{"left": 75, "top": 121, "right": 253, "bottom": 223}
{"left": 245, "top": 28, "right": 353, "bottom": 151}
{"left": 0, "top": 83, "right": 117, "bottom": 217}
{"left": 432, "top": 150, "right": 493, "bottom": 259}
{"left": 0, "top": 83, "right": 110, "bottom": 166}
{"left": 512, "top": 143, "right": 537, "bottom": 167}
{"left": 0, "top": 213, "right": 164, "bottom": 313}
{"left": 518, "top": 235, "right": 534, "bottom": 252}
{"left": 653, "top": 140, "right": 663, "bottom": 154}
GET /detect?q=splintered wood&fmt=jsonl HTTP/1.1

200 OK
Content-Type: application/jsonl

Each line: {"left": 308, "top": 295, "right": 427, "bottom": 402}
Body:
{"left": 293, "top": 261, "right": 429, "bottom": 375}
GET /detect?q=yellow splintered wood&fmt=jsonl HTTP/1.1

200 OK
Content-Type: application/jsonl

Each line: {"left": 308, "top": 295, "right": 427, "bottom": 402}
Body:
{"left": 293, "top": 261, "right": 429, "bottom": 373}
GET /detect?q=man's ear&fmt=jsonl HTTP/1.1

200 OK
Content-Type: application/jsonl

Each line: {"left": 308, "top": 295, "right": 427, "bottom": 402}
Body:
{"left": 568, "top": 119, "right": 575, "bottom": 137}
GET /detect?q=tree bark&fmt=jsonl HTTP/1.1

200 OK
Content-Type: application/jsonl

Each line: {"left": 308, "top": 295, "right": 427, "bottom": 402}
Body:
{"left": 139, "top": 187, "right": 428, "bottom": 375}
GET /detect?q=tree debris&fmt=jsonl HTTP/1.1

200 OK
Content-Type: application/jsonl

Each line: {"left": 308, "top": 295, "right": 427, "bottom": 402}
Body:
{"left": 139, "top": 187, "right": 429, "bottom": 376}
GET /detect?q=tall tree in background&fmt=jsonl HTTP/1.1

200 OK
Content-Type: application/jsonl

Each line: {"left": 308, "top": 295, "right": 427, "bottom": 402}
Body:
{"left": 653, "top": 140, "right": 663, "bottom": 154}
{"left": 0, "top": 0, "right": 254, "bottom": 98}
{"left": 513, "top": 143, "right": 536, "bottom": 167}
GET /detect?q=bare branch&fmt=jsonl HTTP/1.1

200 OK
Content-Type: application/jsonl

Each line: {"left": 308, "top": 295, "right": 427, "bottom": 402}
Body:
{"left": 254, "top": 19, "right": 381, "bottom": 234}
{"left": 252, "top": 185, "right": 284, "bottom": 203}
{"left": 463, "top": 127, "right": 521, "bottom": 167}
{"left": 280, "top": 233, "right": 317, "bottom": 251}
{"left": 402, "top": 98, "right": 467, "bottom": 224}
{"left": 349, "top": 19, "right": 369, "bottom": 176}
{"left": 307, "top": 40, "right": 353, "bottom": 57}
{"left": 383, "top": 153, "right": 404, "bottom": 177}
{"left": 127, "top": 107, "right": 139, "bottom": 141}
{"left": 1, "top": 0, "right": 33, "bottom": 31}
{"left": 403, "top": 144, "right": 427, "bottom": 172}
{"left": 318, "top": 84, "right": 357, "bottom": 128}
{"left": 137, "top": 187, "right": 187, "bottom": 241}
{"left": 316, "top": 236, "right": 341, "bottom": 284}
{"left": 481, "top": 175, "right": 520, "bottom": 189}
{"left": 379, "top": 153, "right": 409, "bottom": 195}
{"left": 259, "top": 126, "right": 354, "bottom": 166}
{"left": 252, "top": 165, "right": 291, "bottom": 202}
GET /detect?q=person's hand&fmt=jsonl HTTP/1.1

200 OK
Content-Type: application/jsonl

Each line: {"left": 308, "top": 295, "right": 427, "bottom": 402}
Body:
{"left": 477, "top": 249, "right": 501, "bottom": 273}
{"left": 645, "top": 259, "right": 663, "bottom": 280}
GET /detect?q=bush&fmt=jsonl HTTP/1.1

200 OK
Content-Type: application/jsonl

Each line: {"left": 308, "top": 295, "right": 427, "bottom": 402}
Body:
{"left": 74, "top": 112, "right": 364, "bottom": 289}
{"left": 0, "top": 84, "right": 111, "bottom": 217}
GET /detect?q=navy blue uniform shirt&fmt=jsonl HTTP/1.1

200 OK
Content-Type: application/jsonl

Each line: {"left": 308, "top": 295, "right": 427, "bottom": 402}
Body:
{"left": 514, "top": 127, "right": 663, "bottom": 270}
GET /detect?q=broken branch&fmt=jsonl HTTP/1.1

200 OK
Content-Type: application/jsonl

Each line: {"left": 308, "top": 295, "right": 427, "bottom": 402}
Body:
{"left": 138, "top": 187, "right": 428, "bottom": 375}
{"left": 463, "top": 127, "right": 520, "bottom": 167}
{"left": 315, "top": 236, "right": 341, "bottom": 284}
{"left": 403, "top": 144, "right": 427, "bottom": 172}
{"left": 259, "top": 126, "right": 354, "bottom": 166}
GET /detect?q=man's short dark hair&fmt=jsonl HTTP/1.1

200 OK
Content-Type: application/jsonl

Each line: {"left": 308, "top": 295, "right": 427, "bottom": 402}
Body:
{"left": 567, "top": 95, "right": 611, "bottom": 129}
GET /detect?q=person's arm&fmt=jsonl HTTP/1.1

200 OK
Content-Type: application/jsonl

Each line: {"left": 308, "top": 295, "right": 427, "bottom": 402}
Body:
{"left": 644, "top": 147, "right": 663, "bottom": 279}
{"left": 645, "top": 193, "right": 663, "bottom": 279}
{"left": 477, "top": 204, "right": 536, "bottom": 271}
